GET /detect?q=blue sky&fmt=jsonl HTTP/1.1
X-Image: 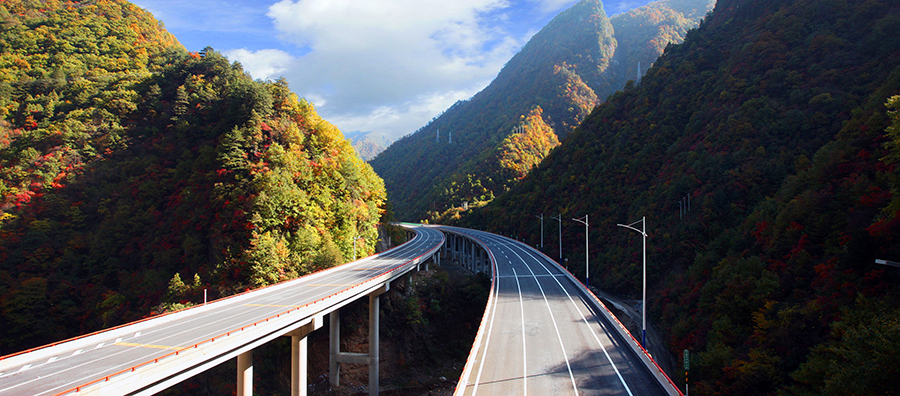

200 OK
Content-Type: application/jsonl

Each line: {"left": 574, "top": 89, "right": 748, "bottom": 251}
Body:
{"left": 132, "top": 0, "right": 655, "bottom": 140}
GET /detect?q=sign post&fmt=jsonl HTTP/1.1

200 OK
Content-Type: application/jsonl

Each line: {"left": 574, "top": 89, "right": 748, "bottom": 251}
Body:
{"left": 683, "top": 349, "right": 689, "bottom": 396}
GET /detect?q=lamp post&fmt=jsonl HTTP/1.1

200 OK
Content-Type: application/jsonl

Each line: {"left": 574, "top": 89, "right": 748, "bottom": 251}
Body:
{"left": 617, "top": 216, "right": 648, "bottom": 348}
{"left": 536, "top": 214, "right": 544, "bottom": 249}
{"left": 572, "top": 215, "right": 589, "bottom": 288}
{"left": 551, "top": 214, "right": 562, "bottom": 261}
{"left": 353, "top": 236, "right": 364, "bottom": 261}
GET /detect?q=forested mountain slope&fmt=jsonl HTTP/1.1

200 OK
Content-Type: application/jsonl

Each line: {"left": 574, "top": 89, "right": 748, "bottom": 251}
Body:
{"left": 0, "top": 0, "right": 385, "bottom": 354}
{"left": 370, "top": 0, "right": 713, "bottom": 221}
{"left": 459, "top": 0, "right": 900, "bottom": 393}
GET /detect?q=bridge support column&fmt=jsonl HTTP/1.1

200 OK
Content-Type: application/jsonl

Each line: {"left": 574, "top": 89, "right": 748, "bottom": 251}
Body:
{"left": 292, "top": 334, "right": 307, "bottom": 396}
{"left": 286, "top": 317, "right": 322, "bottom": 396}
{"left": 467, "top": 240, "right": 473, "bottom": 271}
{"left": 461, "top": 238, "right": 467, "bottom": 269}
{"left": 237, "top": 350, "right": 253, "bottom": 396}
{"left": 450, "top": 234, "right": 456, "bottom": 261}
{"left": 329, "top": 285, "right": 388, "bottom": 395}
{"left": 329, "top": 310, "right": 340, "bottom": 387}
{"left": 482, "top": 247, "right": 487, "bottom": 273}
{"left": 368, "top": 293, "right": 380, "bottom": 396}
{"left": 478, "top": 247, "right": 484, "bottom": 273}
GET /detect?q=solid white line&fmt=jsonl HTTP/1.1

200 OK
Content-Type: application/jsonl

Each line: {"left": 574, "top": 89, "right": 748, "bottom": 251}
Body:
{"left": 513, "top": 268, "right": 527, "bottom": 396}
{"left": 471, "top": 263, "right": 501, "bottom": 395}
{"left": 509, "top": 247, "right": 578, "bottom": 394}
{"left": 517, "top": 245, "right": 634, "bottom": 396}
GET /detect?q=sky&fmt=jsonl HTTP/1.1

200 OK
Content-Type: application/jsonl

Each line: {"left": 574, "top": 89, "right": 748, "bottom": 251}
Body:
{"left": 131, "top": 0, "right": 654, "bottom": 141}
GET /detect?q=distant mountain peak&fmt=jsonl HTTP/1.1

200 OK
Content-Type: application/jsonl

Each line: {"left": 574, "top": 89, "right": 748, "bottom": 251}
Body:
{"left": 345, "top": 131, "right": 393, "bottom": 161}
{"left": 371, "top": 0, "right": 714, "bottom": 221}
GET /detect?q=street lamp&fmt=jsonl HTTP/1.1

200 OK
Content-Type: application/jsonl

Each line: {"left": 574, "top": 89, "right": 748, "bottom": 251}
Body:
{"left": 572, "top": 215, "right": 589, "bottom": 288}
{"left": 353, "top": 236, "right": 364, "bottom": 261}
{"left": 617, "top": 216, "right": 648, "bottom": 348}
{"left": 551, "top": 214, "right": 563, "bottom": 261}
{"left": 876, "top": 259, "right": 900, "bottom": 268}
{"left": 536, "top": 214, "right": 544, "bottom": 249}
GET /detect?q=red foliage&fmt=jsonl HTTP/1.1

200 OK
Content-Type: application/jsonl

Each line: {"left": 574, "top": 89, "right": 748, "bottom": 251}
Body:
{"left": 857, "top": 186, "right": 891, "bottom": 207}
{"left": 786, "top": 234, "right": 809, "bottom": 259}
{"left": 866, "top": 212, "right": 900, "bottom": 237}
{"left": 752, "top": 221, "right": 771, "bottom": 246}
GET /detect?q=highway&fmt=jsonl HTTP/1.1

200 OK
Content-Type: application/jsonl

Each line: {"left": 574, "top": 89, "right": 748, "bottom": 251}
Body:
{"left": 0, "top": 225, "right": 443, "bottom": 396}
{"left": 444, "top": 227, "right": 680, "bottom": 396}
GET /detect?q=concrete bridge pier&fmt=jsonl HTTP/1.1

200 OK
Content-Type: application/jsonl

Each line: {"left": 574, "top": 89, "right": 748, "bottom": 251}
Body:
{"left": 455, "top": 235, "right": 462, "bottom": 263}
{"left": 237, "top": 350, "right": 253, "bottom": 396}
{"left": 464, "top": 239, "right": 472, "bottom": 271}
{"left": 440, "top": 232, "right": 492, "bottom": 274}
{"left": 449, "top": 234, "right": 456, "bottom": 262}
{"left": 329, "top": 284, "right": 390, "bottom": 396}
{"left": 478, "top": 247, "right": 485, "bottom": 273}
{"left": 286, "top": 316, "right": 322, "bottom": 396}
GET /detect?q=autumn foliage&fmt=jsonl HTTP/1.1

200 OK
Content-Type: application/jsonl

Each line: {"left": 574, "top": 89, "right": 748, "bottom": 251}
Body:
{"left": 459, "top": 0, "right": 900, "bottom": 393}
{"left": 0, "top": 0, "right": 385, "bottom": 354}
{"left": 371, "top": 0, "right": 714, "bottom": 222}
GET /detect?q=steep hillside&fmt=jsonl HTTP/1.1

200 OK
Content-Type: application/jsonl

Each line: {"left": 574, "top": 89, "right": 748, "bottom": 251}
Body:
{"left": 459, "top": 0, "right": 900, "bottom": 393}
{"left": 604, "top": 0, "right": 714, "bottom": 88}
{"left": 370, "top": 0, "right": 713, "bottom": 221}
{"left": 0, "top": 0, "right": 385, "bottom": 353}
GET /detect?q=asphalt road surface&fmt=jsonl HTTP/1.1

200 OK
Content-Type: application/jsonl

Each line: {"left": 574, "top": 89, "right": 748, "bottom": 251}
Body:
{"left": 0, "top": 225, "right": 443, "bottom": 396}
{"left": 446, "top": 228, "right": 673, "bottom": 396}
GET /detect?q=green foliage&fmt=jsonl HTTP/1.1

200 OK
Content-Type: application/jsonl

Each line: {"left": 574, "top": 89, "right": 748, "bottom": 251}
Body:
{"left": 456, "top": 0, "right": 900, "bottom": 393}
{"left": 786, "top": 294, "right": 900, "bottom": 396}
{"left": 382, "top": 267, "right": 491, "bottom": 362}
{"left": 882, "top": 95, "right": 900, "bottom": 164}
{"left": 371, "top": 0, "right": 713, "bottom": 221}
{"left": 0, "top": 1, "right": 386, "bottom": 354}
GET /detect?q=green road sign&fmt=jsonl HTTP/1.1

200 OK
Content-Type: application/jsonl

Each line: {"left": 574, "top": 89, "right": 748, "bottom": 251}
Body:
{"left": 684, "top": 349, "right": 689, "bottom": 370}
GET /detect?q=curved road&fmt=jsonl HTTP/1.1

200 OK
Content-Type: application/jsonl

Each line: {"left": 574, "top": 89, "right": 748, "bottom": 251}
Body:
{"left": 444, "top": 227, "right": 679, "bottom": 396}
{"left": 0, "top": 225, "right": 443, "bottom": 396}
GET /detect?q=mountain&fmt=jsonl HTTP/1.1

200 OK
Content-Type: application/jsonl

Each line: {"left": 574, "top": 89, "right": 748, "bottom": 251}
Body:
{"left": 370, "top": 0, "right": 714, "bottom": 221}
{"left": 457, "top": 0, "right": 900, "bottom": 393}
{"left": 344, "top": 130, "right": 392, "bottom": 161}
{"left": 0, "top": 0, "right": 385, "bottom": 353}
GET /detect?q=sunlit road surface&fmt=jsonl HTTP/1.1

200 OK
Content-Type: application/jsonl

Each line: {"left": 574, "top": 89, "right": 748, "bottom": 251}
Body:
{"left": 0, "top": 226, "right": 443, "bottom": 396}
{"left": 446, "top": 227, "right": 678, "bottom": 396}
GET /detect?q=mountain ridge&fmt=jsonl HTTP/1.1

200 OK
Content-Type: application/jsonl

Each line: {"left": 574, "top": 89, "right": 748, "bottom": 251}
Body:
{"left": 370, "top": 0, "right": 714, "bottom": 222}
{"left": 457, "top": 0, "right": 900, "bottom": 392}
{"left": 344, "top": 130, "right": 392, "bottom": 161}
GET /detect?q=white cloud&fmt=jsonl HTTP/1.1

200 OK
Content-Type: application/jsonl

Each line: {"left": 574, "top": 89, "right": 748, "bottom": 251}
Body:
{"left": 530, "top": 0, "right": 578, "bottom": 14}
{"left": 135, "top": 0, "right": 652, "bottom": 141}
{"left": 224, "top": 48, "right": 296, "bottom": 80}
{"left": 327, "top": 88, "right": 480, "bottom": 140}
{"left": 265, "top": 0, "right": 524, "bottom": 139}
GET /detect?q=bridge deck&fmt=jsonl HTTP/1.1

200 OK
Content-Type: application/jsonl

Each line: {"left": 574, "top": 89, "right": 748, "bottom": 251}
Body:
{"left": 445, "top": 228, "right": 680, "bottom": 396}
{"left": 0, "top": 226, "right": 443, "bottom": 396}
